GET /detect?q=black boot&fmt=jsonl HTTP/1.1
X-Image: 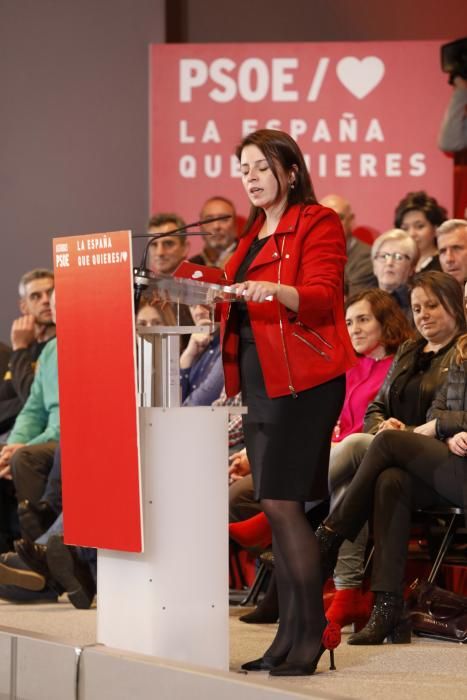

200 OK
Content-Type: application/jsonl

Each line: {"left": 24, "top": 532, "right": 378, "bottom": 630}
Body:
{"left": 347, "top": 592, "right": 411, "bottom": 645}
{"left": 315, "top": 524, "right": 344, "bottom": 583}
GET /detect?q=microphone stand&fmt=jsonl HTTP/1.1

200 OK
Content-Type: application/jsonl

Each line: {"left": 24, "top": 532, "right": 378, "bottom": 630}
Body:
{"left": 133, "top": 215, "right": 232, "bottom": 313}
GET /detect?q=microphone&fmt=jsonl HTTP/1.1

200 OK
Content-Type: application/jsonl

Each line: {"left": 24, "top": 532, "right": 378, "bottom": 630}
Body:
{"left": 133, "top": 214, "right": 232, "bottom": 313}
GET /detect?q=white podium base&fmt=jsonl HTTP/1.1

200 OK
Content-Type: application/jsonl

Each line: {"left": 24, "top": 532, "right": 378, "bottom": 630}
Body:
{"left": 97, "top": 407, "right": 229, "bottom": 671}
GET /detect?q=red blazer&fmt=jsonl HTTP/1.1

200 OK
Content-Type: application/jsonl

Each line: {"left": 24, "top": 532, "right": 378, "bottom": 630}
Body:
{"left": 221, "top": 203, "right": 356, "bottom": 398}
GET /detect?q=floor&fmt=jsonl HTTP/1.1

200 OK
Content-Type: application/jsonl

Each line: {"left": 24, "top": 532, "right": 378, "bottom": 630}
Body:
{"left": 0, "top": 596, "right": 465, "bottom": 700}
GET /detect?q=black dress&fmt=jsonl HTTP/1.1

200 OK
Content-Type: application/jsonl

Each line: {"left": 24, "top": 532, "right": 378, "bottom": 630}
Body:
{"left": 234, "top": 236, "right": 345, "bottom": 502}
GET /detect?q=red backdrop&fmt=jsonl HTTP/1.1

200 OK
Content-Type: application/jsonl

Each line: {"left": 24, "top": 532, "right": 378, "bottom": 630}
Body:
{"left": 150, "top": 41, "right": 453, "bottom": 247}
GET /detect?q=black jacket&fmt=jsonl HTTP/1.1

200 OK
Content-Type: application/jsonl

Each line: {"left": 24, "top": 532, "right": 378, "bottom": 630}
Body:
{"left": 0, "top": 339, "right": 52, "bottom": 435}
{"left": 429, "top": 358, "right": 467, "bottom": 438}
{"left": 363, "top": 336, "right": 458, "bottom": 434}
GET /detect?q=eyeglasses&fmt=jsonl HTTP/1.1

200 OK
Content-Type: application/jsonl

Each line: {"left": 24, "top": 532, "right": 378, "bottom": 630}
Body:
{"left": 373, "top": 252, "right": 411, "bottom": 263}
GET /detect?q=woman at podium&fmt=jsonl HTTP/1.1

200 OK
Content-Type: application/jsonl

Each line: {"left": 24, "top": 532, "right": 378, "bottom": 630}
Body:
{"left": 220, "top": 129, "right": 355, "bottom": 676}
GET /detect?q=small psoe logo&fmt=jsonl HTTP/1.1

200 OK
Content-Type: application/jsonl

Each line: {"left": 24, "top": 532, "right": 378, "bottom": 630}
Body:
{"left": 192, "top": 270, "right": 203, "bottom": 279}
{"left": 336, "top": 57, "right": 385, "bottom": 99}
{"left": 56, "top": 243, "right": 69, "bottom": 253}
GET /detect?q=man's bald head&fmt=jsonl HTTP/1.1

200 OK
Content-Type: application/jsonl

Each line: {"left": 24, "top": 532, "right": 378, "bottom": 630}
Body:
{"left": 320, "top": 194, "right": 355, "bottom": 238}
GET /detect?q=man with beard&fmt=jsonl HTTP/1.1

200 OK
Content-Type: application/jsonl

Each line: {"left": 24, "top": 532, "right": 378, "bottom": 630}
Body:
{"left": 0, "top": 270, "right": 55, "bottom": 440}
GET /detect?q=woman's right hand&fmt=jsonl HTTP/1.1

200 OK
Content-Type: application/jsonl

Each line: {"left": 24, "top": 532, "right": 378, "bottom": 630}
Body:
{"left": 446, "top": 431, "right": 467, "bottom": 457}
{"left": 377, "top": 417, "right": 406, "bottom": 433}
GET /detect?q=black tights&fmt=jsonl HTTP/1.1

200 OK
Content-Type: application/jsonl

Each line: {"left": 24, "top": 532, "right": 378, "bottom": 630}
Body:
{"left": 261, "top": 498, "right": 326, "bottom": 664}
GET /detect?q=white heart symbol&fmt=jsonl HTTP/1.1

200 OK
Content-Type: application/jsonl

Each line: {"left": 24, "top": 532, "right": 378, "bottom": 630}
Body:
{"left": 336, "top": 57, "right": 385, "bottom": 99}
{"left": 121, "top": 251, "right": 128, "bottom": 262}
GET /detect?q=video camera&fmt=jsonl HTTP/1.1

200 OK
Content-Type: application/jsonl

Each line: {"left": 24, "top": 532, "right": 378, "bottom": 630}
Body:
{"left": 441, "top": 37, "right": 467, "bottom": 84}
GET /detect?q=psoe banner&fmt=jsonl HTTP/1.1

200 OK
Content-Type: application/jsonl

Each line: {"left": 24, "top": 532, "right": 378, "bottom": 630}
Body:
{"left": 150, "top": 42, "right": 452, "bottom": 235}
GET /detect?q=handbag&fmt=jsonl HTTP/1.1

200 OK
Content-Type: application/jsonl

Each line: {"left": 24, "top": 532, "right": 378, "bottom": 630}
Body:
{"left": 407, "top": 579, "right": 467, "bottom": 643}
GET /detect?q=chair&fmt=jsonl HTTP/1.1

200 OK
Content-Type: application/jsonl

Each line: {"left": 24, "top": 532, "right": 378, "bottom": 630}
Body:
{"left": 416, "top": 506, "right": 466, "bottom": 584}
{"left": 360, "top": 506, "right": 466, "bottom": 588}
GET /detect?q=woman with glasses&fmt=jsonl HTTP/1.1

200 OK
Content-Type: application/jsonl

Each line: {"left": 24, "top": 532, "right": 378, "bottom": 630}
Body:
{"left": 321, "top": 270, "right": 465, "bottom": 635}
{"left": 372, "top": 229, "right": 419, "bottom": 321}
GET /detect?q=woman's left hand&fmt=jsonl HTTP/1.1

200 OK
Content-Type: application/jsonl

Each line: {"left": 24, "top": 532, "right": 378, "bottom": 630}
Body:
{"left": 232, "top": 280, "right": 279, "bottom": 303}
{"left": 413, "top": 419, "right": 437, "bottom": 437}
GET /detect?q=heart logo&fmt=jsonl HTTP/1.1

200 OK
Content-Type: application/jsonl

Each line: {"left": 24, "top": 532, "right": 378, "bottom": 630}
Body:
{"left": 121, "top": 251, "right": 128, "bottom": 262}
{"left": 192, "top": 270, "right": 203, "bottom": 279}
{"left": 336, "top": 57, "right": 385, "bottom": 99}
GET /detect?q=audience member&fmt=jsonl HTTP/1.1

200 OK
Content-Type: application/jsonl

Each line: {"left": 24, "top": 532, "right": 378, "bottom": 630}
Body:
{"left": 317, "top": 291, "right": 467, "bottom": 644}
{"left": 437, "top": 218, "right": 467, "bottom": 284}
{"left": 189, "top": 196, "right": 237, "bottom": 268}
{"left": 394, "top": 191, "right": 447, "bottom": 272}
{"left": 0, "top": 291, "right": 59, "bottom": 550}
{"left": 136, "top": 294, "right": 177, "bottom": 327}
{"left": 0, "top": 269, "right": 55, "bottom": 438}
{"left": 321, "top": 271, "right": 465, "bottom": 634}
{"left": 146, "top": 212, "right": 193, "bottom": 330}
{"left": 371, "top": 229, "right": 419, "bottom": 320}
{"left": 147, "top": 212, "right": 188, "bottom": 276}
{"left": 180, "top": 304, "right": 223, "bottom": 406}
{"left": 320, "top": 194, "right": 377, "bottom": 296}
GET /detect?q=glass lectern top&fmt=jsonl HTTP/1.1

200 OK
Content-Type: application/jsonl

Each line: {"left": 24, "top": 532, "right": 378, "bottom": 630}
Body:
{"left": 137, "top": 273, "right": 245, "bottom": 306}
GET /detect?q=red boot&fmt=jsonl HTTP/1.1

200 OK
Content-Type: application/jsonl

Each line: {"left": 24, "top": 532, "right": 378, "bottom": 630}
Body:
{"left": 229, "top": 513, "right": 272, "bottom": 550}
{"left": 325, "top": 588, "right": 373, "bottom": 631}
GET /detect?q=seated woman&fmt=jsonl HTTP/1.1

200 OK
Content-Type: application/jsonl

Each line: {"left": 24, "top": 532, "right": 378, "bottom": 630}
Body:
{"left": 232, "top": 288, "right": 412, "bottom": 622}
{"left": 318, "top": 272, "right": 467, "bottom": 644}
{"left": 394, "top": 191, "right": 447, "bottom": 274}
{"left": 136, "top": 295, "right": 176, "bottom": 327}
{"left": 371, "top": 228, "right": 419, "bottom": 321}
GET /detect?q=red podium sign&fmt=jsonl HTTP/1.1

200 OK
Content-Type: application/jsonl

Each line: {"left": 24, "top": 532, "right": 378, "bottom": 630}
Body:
{"left": 53, "top": 231, "right": 142, "bottom": 552}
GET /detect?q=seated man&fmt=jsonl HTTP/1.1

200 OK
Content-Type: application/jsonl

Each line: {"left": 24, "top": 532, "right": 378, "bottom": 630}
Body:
{"left": 0, "top": 269, "right": 55, "bottom": 439}
{"left": 320, "top": 194, "right": 377, "bottom": 296}
{"left": 189, "top": 196, "right": 237, "bottom": 268}
{"left": 147, "top": 212, "right": 188, "bottom": 277}
{"left": 0, "top": 293, "right": 59, "bottom": 548}
{"left": 146, "top": 212, "right": 193, "bottom": 332}
{"left": 437, "top": 218, "right": 467, "bottom": 286}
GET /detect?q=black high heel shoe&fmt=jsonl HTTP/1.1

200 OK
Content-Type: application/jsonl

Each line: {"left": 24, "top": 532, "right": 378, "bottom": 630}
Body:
{"left": 269, "top": 622, "right": 341, "bottom": 677}
{"left": 241, "top": 653, "right": 287, "bottom": 672}
{"left": 347, "top": 592, "right": 412, "bottom": 645}
{"left": 315, "top": 524, "right": 344, "bottom": 583}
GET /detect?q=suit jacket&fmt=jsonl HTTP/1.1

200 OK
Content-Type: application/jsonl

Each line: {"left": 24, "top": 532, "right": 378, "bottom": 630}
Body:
{"left": 220, "top": 204, "right": 356, "bottom": 398}
{"left": 345, "top": 236, "right": 377, "bottom": 297}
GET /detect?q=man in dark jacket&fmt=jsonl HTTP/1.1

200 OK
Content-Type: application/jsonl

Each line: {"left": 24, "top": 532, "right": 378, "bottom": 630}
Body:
{"left": 0, "top": 269, "right": 55, "bottom": 439}
{"left": 320, "top": 194, "right": 378, "bottom": 297}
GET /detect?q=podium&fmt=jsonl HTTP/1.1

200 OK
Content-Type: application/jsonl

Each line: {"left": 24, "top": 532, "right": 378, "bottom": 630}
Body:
{"left": 53, "top": 232, "right": 244, "bottom": 673}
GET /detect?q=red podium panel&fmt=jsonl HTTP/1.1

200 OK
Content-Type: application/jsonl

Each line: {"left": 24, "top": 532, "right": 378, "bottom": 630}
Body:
{"left": 53, "top": 231, "right": 142, "bottom": 552}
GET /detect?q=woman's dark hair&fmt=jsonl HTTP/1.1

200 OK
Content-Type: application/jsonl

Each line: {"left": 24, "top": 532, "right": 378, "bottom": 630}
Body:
{"left": 345, "top": 288, "right": 414, "bottom": 354}
{"left": 394, "top": 191, "right": 448, "bottom": 228}
{"left": 235, "top": 129, "right": 317, "bottom": 234}
{"left": 409, "top": 270, "right": 466, "bottom": 334}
